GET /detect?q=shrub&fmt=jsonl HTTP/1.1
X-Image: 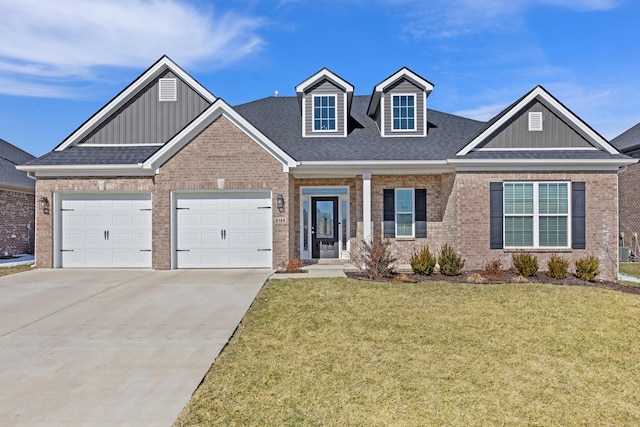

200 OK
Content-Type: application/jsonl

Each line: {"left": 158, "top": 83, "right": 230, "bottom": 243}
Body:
{"left": 352, "top": 239, "right": 397, "bottom": 280}
{"left": 409, "top": 246, "right": 437, "bottom": 275}
{"left": 512, "top": 252, "right": 539, "bottom": 277}
{"left": 278, "top": 257, "right": 304, "bottom": 273}
{"left": 575, "top": 254, "right": 600, "bottom": 282}
{"left": 482, "top": 259, "right": 503, "bottom": 278}
{"left": 438, "top": 243, "right": 465, "bottom": 276}
{"left": 547, "top": 253, "right": 569, "bottom": 280}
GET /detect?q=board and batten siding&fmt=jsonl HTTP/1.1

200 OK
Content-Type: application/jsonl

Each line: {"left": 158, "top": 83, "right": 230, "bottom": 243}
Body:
{"left": 482, "top": 101, "right": 593, "bottom": 149}
{"left": 383, "top": 79, "right": 425, "bottom": 136}
{"left": 79, "top": 70, "right": 210, "bottom": 146}
{"left": 304, "top": 80, "right": 345, "bottom": 136}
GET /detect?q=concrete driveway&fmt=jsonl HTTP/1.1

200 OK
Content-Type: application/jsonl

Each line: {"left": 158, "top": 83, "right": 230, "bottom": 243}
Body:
{"left": 0, "top": 268, "right": 271, "bottom": 427}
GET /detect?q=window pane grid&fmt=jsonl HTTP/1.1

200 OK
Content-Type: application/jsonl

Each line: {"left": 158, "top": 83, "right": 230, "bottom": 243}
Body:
{"left": 396, "top": 189, "right": 414, "bottom": 237}
{"left": 392, "top": 95, "right": 415, "bottom": 130}
{"left": 313, "top": 96, "right": 336, "bottom": 131}
{"left": 504, "top": 182, "right": 570, "bottom": 248}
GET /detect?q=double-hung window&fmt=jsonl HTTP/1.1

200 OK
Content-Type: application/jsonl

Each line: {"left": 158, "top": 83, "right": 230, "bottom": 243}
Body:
{"left": 395, "top": 189, "right": 414, "bottom": 237}
{"left": 313, "top": 95, "right": 336, "bottom": 131}
{"left": 392, "top": 95, "right": 415, "bottom": 131}
{"left": 383, "top": 188, "right": 427, "bottom": 238}
{"left": 504, "top": 182, "right": 569, "bottom": 248}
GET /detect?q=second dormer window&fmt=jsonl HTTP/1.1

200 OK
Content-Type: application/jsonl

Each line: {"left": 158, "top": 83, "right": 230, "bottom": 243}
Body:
{"left": 313, "top": 95, "right": 336, "bottom": 131}
{"left": 392, "top": 95, "right": 415, "bottom": 131}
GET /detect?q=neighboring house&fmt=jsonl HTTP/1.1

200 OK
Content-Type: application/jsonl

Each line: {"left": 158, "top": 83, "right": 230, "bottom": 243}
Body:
{"left": 611, "top": 123, "right": 640, "bottom": 251}
{"left": 18, "top": 56, "right": 635, "bottom": 281}
{"left": 0, "top": 138, "right": 35, "bottom": 255}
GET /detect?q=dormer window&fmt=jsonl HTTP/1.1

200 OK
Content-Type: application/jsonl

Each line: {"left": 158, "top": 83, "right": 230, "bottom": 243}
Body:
{"left": 392, "top": 95, "right": 415, "bottom": 131}
{"left": 313, "top": 95, "right": 336, "bottom": 131}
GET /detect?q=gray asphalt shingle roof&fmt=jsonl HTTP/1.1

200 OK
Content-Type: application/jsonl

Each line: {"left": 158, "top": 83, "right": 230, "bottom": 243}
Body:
{"left": 610, "top": 122, "right": 640, "bottom": 153}
{"left": 234, "top": 95, "right": 486, "bottom": 161}
{"left": 0, "top": 138, "right": 35, "bottom": 189}
{"left": 21, "top": 146, "right": 160, "bottom": 166}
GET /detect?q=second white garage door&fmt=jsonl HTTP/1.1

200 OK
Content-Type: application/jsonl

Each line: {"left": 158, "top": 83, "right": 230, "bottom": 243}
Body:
{"left": 175, "top": 192, "right": 272, "bottom": 268}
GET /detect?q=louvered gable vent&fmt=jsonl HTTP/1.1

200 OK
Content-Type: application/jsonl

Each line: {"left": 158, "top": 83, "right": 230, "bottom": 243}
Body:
{"left": 528, "top": 111, "right": 543, "bottom": 131}
{"left": 159, "top": 78, "right": 177, "bottom": 102}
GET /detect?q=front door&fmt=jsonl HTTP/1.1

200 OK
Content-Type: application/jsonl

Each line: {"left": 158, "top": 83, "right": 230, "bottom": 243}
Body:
{"left": 311, "top": 197, "right": 339, "bottom": 259}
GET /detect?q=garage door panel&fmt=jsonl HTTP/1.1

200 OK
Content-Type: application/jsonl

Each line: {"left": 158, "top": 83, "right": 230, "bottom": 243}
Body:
{"left": 60, "top": 194, "right": 152, "bottom": 268}
{"left": 175, "top": 192, "right": 272, "bottom": 268}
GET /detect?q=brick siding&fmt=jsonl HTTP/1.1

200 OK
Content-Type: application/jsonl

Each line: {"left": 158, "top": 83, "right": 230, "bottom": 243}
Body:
{"left": 619, "top": 162, "right": 640, "bottom": 240}
{"left": 34, "top": 115, "right": 291, "bottom": 269}
{"left": 0, "top": 189, "right": 35, "bottom": 255}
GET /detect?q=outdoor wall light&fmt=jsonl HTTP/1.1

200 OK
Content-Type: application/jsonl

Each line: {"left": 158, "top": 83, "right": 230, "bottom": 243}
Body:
{"left": 39, "top": 196, "right": 50, "bottom": 214}
{"left": 277, "top": 194, "right": 285, "bottom": 210}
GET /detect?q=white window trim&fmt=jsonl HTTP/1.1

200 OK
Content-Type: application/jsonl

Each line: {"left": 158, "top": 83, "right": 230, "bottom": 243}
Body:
{"left": 312, "top": 94, "right": 338, "bottom": 132}
{"left": 395, "top": 188, "right": 415, "bottom": 238}
{"left": 503, "top": 181, "right": 571, "bottom": 249}
{"left": 528, "top": 111, "right": 543, "bottom": 132}
{"left": 391, "top": 94, "right": 417, "bottom": 132}
{"left": 158, "top": 78, "right": 177, "bottom": 102}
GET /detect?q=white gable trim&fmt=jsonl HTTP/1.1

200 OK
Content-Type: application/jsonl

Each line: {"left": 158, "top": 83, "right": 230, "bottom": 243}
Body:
{"left": 295, "top": 68, "right": 354, "bottom": 94}
{"left": 55, "top": 56, "right": 216, "bottom": 152}
{"left": 456, "top": 86, "right": 619, "bottom": 156}
{"left": 143, "top": 99, "right": 297, "bottom": 171}
{"left": 367, "top": 67, "right": 434, "bottom": 116}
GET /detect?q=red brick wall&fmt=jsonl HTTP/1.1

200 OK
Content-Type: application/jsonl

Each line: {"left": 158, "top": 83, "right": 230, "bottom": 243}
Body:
{"left": 0, "top": 189, "right": 35, "bottom": 255}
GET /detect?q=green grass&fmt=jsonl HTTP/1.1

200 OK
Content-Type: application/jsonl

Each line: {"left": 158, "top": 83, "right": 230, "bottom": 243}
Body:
{"left": 0, "top": 264, "right": 34, "bottom": 277}
{"left": 620, "top": 262, "right": 640, "bottom": 278}
{"left": 175, "top": 278, "right": 640, "bottom": 426}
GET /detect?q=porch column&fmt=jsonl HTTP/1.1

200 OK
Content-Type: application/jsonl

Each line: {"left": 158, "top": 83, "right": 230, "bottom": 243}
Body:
{"left": 362, "top": 172, "right": 372, "bottom": 242}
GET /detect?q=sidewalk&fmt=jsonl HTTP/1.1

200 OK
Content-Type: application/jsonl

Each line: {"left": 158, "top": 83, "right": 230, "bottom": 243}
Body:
{"left": 270, "top": 261, "right": 356, "bottom": 279}
{"left": 0, "top": 254, "right": 35, "bottom": 268}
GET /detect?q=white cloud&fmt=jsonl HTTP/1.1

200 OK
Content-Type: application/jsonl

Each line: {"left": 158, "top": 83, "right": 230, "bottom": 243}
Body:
{"left": 453, "top": 103, "right": 508, "bottom": 121}
{"left": 396, "top": 0, "right": 623, "bottom": 39}
{"left": 0, "top": 0, "right": 265, "bottom": 98}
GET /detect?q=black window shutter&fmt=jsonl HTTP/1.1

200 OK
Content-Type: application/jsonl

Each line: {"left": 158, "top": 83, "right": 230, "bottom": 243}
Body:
{"left": 490, "top": 182, "right": 503, "bottom": 249}
{"left": 383, "top": 189, "right": 395, "bottom": 238}
{"left": 572, "top": 182, "right": 586, "bottom": 249}
{"left": 415, "top": 189, "right": 427, "bottom": 238}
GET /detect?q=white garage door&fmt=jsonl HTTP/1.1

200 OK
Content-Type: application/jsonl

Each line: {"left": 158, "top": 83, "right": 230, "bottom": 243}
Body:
{"left": 175, "top": 192, "right": 272, "bottom": 268}
{"left": 60, "top": 194, "right": 152, "bottom": 268}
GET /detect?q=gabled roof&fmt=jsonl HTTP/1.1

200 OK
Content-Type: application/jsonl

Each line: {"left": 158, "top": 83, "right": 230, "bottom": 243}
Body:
{"left": 611, "top": 121, "right": 640, "bottom": 153}
{"left": 456, "top": 85, "right": 620, "bottom": 156}
{"left": 367, "top": 67, "right": 434, "bottom": 116}
{"left": 0, "top": 138, "right": 35, "bottom": 191}
{"left": 295, "top": 68, "right": 354, "bottom": 110}
{"left": 55, "top": 56, "right": 216, "bottom": 152}
{"left": 18, "top": 99, "right": 297, "bottom": 176}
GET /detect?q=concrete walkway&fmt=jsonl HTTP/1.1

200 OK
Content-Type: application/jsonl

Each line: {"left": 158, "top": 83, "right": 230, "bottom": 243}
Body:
{"left": 0, "top": 268, "right": 270, "bottom": 427}
{"left": 619, "top": 272, "right": 640, "bottom": 283}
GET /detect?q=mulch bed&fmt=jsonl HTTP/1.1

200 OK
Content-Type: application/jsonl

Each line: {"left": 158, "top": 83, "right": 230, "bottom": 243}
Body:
{"left": 345, "top": 270, "right": 640, "bottom": 295}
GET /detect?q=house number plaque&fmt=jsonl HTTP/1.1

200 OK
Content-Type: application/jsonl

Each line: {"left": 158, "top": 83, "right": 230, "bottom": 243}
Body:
{"left": 274, "top": 217, "right": 287, "bottom": 224}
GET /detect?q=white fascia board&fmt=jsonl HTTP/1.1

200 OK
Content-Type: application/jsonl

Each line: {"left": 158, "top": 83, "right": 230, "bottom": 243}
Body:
{"left": 56, "top": 56, "right": 216, "bottom": 152}
{"left": 448, "top": 157, "right": 638, "bottom": 171}
{"left": 15, "top": 164, "right": 154, "bottom": 177}
{"left": 295, "top": 68, "right": 354, "bottom": 94}
{"left": 143, "top": 99, "right": 297, "bottom": 171}
{"left": 374, "top": 67, "right": 434, "bottom": 93}
{"left": 0, "top": 183, "right": 35, "bottom": 193}
{"left": 456, "top": 86, "right": 616, "bottom": 156}
{"left": 290, "top": 160, "right": 452, "bottom": 177}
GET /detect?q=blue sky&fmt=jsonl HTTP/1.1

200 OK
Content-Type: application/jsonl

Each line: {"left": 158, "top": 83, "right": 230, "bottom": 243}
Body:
{"left": 0, "top": 0, "right": 638, "bottom": 157}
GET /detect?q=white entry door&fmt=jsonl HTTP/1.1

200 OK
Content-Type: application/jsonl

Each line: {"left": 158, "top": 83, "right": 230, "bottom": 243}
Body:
{"left": 59, "top": 194, "right": 152, "bottom": 268}
{"left": 175, "top": 192, "right": 272, "bottom": 268}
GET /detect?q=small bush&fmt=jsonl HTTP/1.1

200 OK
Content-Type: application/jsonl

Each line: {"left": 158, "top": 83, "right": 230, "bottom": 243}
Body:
{"left": 438, "top": 243, "right": 465, "bottom": 276}
{"left": 352, "top": 239, "right": 397, "bottom": 280}
{"left": 512, "top": 252, "right": 539, "bottom": 277}
{"left": 547, "top": 253, "right": 569, "bottom": 279}
{"left": 575, "top": 254, "right": 600, "bottom": 282}
{"left": 409, "top": 246, "right": 437, "bottom": 275}
{"left": 278, "top": 257, "right": 304, "bottom": 273}
{"left": 482, "top": 259, "right": 503, "bottom": 278}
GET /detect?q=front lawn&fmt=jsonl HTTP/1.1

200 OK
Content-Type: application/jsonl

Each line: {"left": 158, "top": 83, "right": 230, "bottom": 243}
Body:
{"left": 620, "top": 262, "right": 640, "bottom": 278}
{"left": 175, "top": 278, "right": 640, "bottom": 426}
{"left": 0, "top": 264, "right": 33, "bottom": 277}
